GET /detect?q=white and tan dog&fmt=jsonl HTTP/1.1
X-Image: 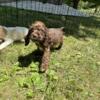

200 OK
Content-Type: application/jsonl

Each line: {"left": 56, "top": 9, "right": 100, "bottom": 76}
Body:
{"left": 0, "top": 26, "right": 28, "bottom": 50}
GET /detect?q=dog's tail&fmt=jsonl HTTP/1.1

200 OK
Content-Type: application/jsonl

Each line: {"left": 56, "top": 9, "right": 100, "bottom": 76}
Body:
{"left": 55, "top": 42, "right": 63, "bottom": 50}
{"left": 60, "top": 27, "right": 64, "bottom": 31}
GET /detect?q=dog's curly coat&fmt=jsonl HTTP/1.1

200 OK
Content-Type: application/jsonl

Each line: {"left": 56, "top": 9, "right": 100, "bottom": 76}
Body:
{"left": 25, "top": 21, "right": 64, "bottom": 72}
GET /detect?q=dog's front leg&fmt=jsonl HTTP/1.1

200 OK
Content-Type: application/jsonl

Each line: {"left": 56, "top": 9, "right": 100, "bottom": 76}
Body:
{"left": 40, "top": 46, "right": 50, "bottom": 72}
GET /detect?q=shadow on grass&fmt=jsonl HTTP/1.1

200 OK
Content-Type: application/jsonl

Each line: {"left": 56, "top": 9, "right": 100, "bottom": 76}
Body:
{"left": 64, "top": 16, "right": 100, "bottom": 39}
{"left": 18, "top": 47, "right": 60, "bottom": 70}
{"left": 18, "top": 49, "right": 43, "bottom": 68}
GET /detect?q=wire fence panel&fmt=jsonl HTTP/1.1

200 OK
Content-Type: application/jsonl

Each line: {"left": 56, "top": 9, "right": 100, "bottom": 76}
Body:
{"left": 0, "top": 0, "right": 99, "bottom": 27}
{"left": 0, "top": 0, "right": 88, "bottom": 16}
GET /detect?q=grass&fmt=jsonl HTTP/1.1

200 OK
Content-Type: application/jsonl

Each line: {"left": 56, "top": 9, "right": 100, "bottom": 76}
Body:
{"left": 0, "top": 6, "right": 100, "bottom": 100}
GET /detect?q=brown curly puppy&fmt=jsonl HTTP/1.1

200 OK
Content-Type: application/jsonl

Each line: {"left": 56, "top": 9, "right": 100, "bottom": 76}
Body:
{"left": 25, "top": 21, "right": 64, "bottom": 72}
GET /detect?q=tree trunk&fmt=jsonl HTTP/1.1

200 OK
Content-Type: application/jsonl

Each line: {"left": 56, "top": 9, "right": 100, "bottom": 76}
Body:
{"left": 47, "top": 0, "right": 63, "bottom": 5}
{"left": 72, "top": 0, "right": 80, "bottom": 9}
{"left": 94, "top": 6, "right": 98, "bottom": 13}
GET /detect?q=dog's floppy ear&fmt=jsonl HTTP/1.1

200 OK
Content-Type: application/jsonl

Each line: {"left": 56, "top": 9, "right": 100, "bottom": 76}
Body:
{"left": 25, "top": 28, "right": 33, "bottom": 46}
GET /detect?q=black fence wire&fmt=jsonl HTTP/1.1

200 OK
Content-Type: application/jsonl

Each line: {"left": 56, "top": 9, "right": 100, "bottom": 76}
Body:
{"left": 0, "top": 0, "right": 99, "bottom": 36}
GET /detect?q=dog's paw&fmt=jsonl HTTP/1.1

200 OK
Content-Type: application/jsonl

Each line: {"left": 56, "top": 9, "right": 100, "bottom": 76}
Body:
{"left": 39, "top": 67, "right": 47, "bottom": 73}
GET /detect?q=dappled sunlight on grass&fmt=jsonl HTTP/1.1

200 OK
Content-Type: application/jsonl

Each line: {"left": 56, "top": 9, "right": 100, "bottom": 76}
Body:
{"left": 0, "top": 35, "right": 100, "bottom": 99}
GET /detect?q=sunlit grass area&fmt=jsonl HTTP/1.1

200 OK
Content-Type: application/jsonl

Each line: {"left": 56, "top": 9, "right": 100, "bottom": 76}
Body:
{"left": 0, "top": 6, "right": 100, "bottom": 100}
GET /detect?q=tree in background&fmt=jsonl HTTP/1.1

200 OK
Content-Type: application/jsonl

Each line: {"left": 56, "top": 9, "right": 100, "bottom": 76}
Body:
{"left": 64, "top": 0, "right": 80, "bottom": 9}
{"left": 64, "top": 0, "right": 100, "bottom": 13}
{"left": 83, "top": 0, "right": 100, "bottom": 13}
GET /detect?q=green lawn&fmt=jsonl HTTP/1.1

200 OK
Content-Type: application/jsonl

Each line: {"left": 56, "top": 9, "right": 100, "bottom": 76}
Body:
{"left": 0, "top": 6, "right": 100, "bottom": 100}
